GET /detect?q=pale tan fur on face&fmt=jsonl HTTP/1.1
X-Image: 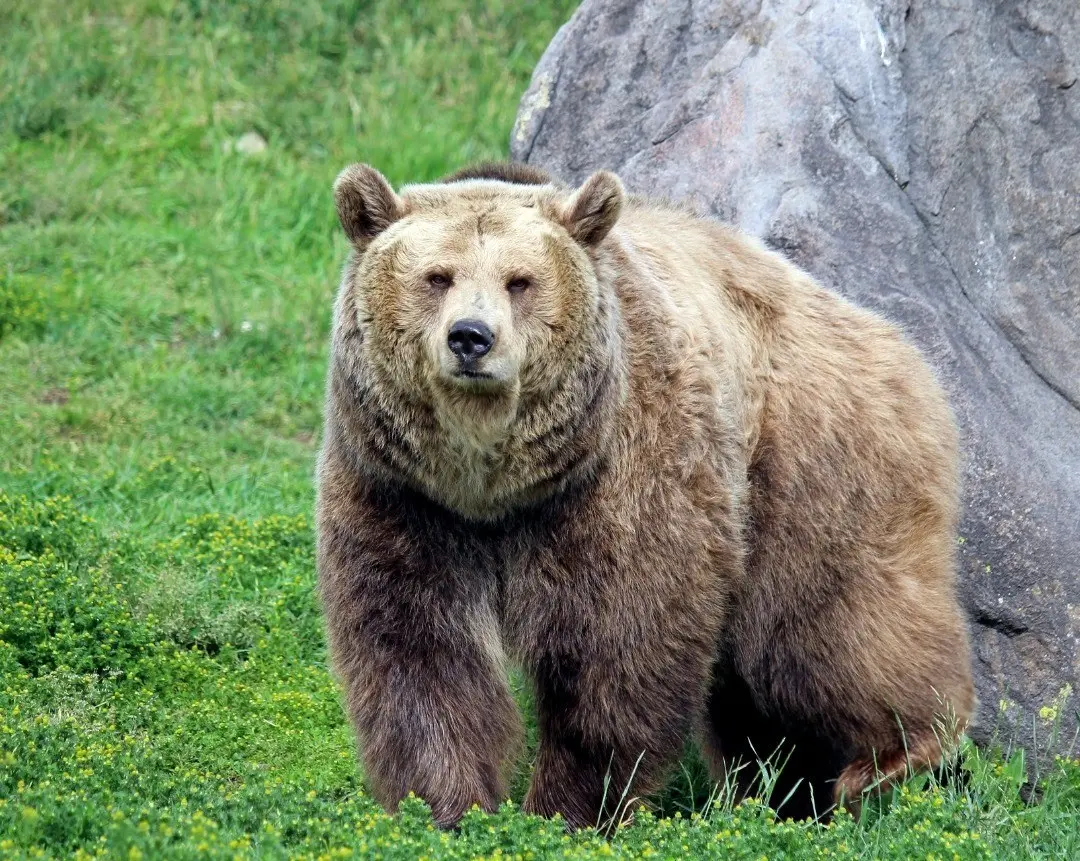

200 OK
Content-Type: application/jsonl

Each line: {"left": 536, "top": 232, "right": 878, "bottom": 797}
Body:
{"left": 371, "top": 192, "right": 598, "bottom": 451}
{"left": 329, "top": 168, "right": 623, "bottom": 519}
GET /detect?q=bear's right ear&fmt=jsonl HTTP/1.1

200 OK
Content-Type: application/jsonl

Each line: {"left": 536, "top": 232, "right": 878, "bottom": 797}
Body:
{"left": 333, "top": 164, "right": 404, "bottom": 247}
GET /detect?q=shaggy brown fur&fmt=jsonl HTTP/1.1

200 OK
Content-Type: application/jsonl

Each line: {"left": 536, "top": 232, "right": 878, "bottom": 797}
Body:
{"left": 442, "top": 161, "right": 554, "bottom": 186}
{"left": 316, "top": 161, "right": 975, "bottom": 828}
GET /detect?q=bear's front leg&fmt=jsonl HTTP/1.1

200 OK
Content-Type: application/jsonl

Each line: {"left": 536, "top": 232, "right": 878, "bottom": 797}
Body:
{"left": 522, "top": 645, "right": 708, "bottom": 829}
{"left": 317, "top": 473, "right": 521, "bottom": 828}
{"left": 511, "top": 484, "right": 737, "bottom": 829}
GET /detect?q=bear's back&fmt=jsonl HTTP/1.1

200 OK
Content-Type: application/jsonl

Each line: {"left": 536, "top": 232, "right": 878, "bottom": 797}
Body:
{"left": 610, "top": 199, "right": 954, "bottom": 488}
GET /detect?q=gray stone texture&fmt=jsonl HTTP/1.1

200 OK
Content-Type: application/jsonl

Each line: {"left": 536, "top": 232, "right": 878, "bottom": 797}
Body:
{"left": 513, "top": 0, "right": 1079, "bottom": 753}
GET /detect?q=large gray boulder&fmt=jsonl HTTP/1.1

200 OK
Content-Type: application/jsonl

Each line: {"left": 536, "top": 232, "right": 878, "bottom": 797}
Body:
{"left": 513, "top": 0, "right": 1079, "bottom": 754}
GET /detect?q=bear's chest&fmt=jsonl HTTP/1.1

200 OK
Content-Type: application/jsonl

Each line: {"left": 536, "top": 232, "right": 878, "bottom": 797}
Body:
{"left": 416, "top": 436, "right": 520, "bottom": 521}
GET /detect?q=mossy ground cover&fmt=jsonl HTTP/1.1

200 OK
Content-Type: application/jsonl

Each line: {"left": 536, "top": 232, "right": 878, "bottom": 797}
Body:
{"left": 1, "top": 1, "right": 1078, "bottom": 857}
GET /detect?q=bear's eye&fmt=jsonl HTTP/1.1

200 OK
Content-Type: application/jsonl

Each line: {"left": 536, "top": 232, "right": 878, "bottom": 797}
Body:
{"left": 506, "top": 276, "right": 531, "bottom": 294}
{"left": 427, "top": 272, "right": 453, "bottom": 289}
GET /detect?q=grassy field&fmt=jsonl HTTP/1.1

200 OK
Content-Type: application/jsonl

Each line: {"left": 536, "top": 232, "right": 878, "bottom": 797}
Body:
{"left": 1, "top": 0, "right": 1078, "bottom": 857}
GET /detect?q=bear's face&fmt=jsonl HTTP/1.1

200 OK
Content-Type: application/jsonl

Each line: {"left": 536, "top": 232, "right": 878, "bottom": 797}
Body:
{"left": 333, "top": 165, "right": 624, "bottom": 444}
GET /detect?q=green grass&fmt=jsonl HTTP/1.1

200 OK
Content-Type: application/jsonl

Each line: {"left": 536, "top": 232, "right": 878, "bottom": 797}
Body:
{"left": 1, "top": 0, "right": 1078, "bottom": 857}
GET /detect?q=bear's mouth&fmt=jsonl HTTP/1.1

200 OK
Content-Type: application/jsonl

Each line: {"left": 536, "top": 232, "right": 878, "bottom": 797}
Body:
{"left": 444, "top": 366, "right": 512, "bottom": 396}
{"left": 457, "top": 367, "right": 494, "bottom": 380}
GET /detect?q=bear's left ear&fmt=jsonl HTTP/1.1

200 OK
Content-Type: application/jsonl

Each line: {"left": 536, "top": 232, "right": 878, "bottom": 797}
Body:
{"left": 333, "top": 163, "right": 405, "bottom": 247}
{"left": 560, "top": 170, "right": 625, "bottom": 246}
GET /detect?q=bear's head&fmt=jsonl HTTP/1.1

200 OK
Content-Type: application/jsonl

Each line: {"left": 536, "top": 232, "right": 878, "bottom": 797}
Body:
{"left": 328, "top": 164, "right": 627, "bottom": 517}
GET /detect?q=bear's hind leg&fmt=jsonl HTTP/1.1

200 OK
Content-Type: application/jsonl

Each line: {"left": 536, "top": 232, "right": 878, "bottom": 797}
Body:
{"left": 833, "top": 730, "right": 948, "bottom": 816}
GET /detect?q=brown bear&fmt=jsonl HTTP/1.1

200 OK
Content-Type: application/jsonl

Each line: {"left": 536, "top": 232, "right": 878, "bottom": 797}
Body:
{"left": 316, "top": 160, "right": 975, "bottom": 829}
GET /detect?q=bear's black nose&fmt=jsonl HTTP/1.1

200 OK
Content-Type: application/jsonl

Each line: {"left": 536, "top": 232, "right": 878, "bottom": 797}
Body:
{"left": 447, "top": 320, "right": 494, "bottom": 362}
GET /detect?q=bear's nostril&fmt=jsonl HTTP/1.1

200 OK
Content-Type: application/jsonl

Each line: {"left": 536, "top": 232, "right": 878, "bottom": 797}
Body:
{"left": 447, "top": 319, "right": 495, "bottom": 362}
